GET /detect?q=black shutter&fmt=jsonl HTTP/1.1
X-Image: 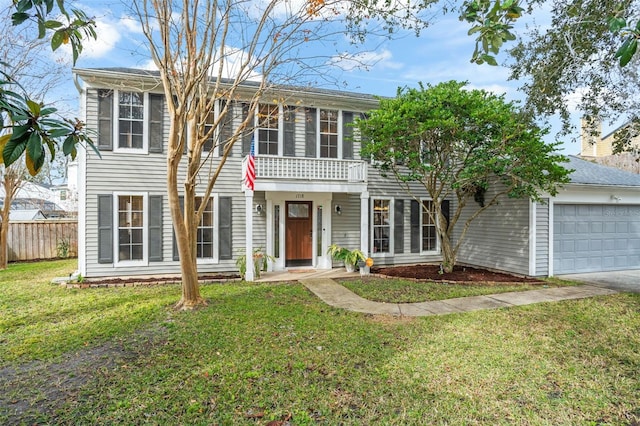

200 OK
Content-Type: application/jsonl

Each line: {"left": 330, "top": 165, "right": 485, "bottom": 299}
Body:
{"left": 149, "top": 94, "right": 164, "bottom": 153}
{"left": 97, "top": 194, "right": 113, "bottom": 263}
{"left": 218, "top": 100, "right": 234, "bottom": 157}
{"left": 359, "top": 112, "right": 370, "bottom": 163}
{"left": 342, "top": 111, "right": 353, "bottom": 159}
{"left": 305, "top": 107, "right": 316, "bottom": 158}
{"left": 149, "top": 195, "right": 163, "bottom": 261}
{"left": 410, "top": 200, "right": 420, "bottom": 253}
{"left": 284, "top": 106, "right": 296, "bottom": 157}
{"left": 219, "top": 196, "right": 232, "bottom": 260}
{"left": 440, "top": 200, "right": 450, "bottom": 232}
{"left": 241, "top": 103, "right": 254, "bottom": 156}
{"left": 394, "top": 199, "right": 404, "bottom": 254}
{"left": 172, "top": 196, "right": 184, "bottom": 261}
{"left": 97, "top": 90, "right": 113, "bottom": 151}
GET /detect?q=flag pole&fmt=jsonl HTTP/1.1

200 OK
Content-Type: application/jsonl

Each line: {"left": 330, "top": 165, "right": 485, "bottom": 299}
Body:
{"left": 244, "top": 136, "right": 256, "bottom": 281}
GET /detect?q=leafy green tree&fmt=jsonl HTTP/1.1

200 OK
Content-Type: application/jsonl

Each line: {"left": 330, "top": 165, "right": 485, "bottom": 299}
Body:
{"left": 0, "top": 0, "right": 97, "bottom": 176}
{"left": 357, "top": 81, "right": 570, "bottom": 273}
{"left": 507, "top": 0, "right": 640, "bottom": 151}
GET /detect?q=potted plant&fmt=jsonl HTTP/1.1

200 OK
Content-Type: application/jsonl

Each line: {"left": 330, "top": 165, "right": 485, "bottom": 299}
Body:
{"left": 327, "top": 244, "right": 366, "bottom": 272}
{"left": 236, "top": 248, "right": 275, "bottom": 280}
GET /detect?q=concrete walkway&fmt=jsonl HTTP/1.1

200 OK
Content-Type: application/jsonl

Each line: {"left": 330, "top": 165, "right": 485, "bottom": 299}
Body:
{"left": 300, "top": 278, "right": 619, "bottom": 317}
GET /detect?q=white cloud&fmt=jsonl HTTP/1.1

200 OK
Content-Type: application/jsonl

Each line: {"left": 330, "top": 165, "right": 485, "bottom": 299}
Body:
{"left": 82, "top": 17, "right": 123, "bottom": 58}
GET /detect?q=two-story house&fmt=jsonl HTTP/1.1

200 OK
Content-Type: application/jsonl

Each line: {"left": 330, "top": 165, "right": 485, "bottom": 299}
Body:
{"left": 74, "top": 68, "right": 445, "bottom": 279}
{"left": 75, "top": 68, "right": 640, "bottom": 279}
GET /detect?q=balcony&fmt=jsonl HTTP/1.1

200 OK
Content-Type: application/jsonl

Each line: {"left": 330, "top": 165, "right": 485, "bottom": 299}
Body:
{"left": 243, "top": 156, "right": 368, "bottom": 183}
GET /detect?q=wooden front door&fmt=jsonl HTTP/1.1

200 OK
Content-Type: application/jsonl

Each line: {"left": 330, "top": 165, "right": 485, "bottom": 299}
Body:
{"left": 286, "top": 201, "right": 312, "bottom": 267}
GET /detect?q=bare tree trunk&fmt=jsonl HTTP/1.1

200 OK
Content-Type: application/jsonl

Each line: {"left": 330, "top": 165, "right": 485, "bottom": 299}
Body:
{"left": 167, "top": 136, "right": 206, "bottom": 310}
{"left": 0, "top": 206, "right": 9, "bottom": 270}
{"left": 0, "top": 167, "right": 21, "bottom": 270}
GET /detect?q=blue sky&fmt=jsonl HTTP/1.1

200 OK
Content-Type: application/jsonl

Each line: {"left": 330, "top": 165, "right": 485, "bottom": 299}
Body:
{"left": 51, "top": 1, "right": 581, "bottom": 154}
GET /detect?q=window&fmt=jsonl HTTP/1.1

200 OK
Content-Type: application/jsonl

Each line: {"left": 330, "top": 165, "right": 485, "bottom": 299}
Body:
{"left": 258, "top": 104, "right": 279, "bottom": 155}
{"left": 320, "top": 109, "right": 338, "bottom": 158}
{"left": 149, "top": 94, "right": 164, "bottom": 153}
{"left": 273, "top": 205, "right": 280, "bottom": 258}
{"left": 118, "top": 195, "right": 144, "bottom": 261}
{"left": 196, "top": 196, "right": 214, "bottom": 258}
{"left": 118, "top": 92, "right": 144, "bottom": 149}
{"left": 372, "top": 199, "right": 391, "bottom": 253}
{"left": 421, "top": 200, "right": 437, "bottom": 252}
{"left": 203, "top": 110, "right": 215, "bottom": 152}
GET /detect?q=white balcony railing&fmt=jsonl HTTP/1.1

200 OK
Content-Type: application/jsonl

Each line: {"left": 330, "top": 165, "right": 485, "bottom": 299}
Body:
{"left": 243, "top": 156, "right": 368, "bottom": 183}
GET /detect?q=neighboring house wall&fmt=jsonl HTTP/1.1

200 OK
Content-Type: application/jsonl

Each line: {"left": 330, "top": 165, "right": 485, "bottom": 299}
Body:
{"left": 580, "top": 119, "right": 640, "bottom": 173}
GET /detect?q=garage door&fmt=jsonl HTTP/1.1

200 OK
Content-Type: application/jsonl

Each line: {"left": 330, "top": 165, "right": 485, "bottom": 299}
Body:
{"left": 554, "top": 204, "right": 640, "bottom": 274}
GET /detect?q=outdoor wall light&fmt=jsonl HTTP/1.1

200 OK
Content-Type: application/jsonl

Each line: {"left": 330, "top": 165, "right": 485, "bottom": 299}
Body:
{"left": 256, "top": 204, "right": 264, "bottom": 214}
{"left": 610, "top": 195, "right": 621, "bottom": 202}
{"left": 335, "top": 205, "right": 342, "bottom": 215}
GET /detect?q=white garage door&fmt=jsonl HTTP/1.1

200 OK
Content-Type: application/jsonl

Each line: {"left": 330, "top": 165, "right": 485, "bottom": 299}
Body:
{"left": 554, "top": 204, "right": 640, "bottom": 274}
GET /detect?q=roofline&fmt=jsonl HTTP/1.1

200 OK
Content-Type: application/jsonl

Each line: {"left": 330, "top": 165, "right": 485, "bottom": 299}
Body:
{"left": 565, "top": 182, "right": 640, "bottom": 190}
{"left": 72, "top": 67, "right": 380, "bottom": 110}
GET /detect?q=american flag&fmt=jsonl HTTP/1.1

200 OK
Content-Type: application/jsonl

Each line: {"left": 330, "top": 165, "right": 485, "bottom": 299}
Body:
{"left": 245, "top": 136, "right": 255, "bottom": 191}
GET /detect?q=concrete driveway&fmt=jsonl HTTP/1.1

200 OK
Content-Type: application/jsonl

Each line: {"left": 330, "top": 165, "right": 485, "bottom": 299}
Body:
{"left": 559, "top": 270, "right": 640, "bottom": 294}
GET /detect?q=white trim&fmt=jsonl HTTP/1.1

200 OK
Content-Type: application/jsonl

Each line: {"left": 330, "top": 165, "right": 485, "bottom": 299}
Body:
{"left": 265, "top": 192, "right": 332, "bottom": 271}
{"left": 370, "top": 197, "right": 393, "bottom": 257}
{"left": 112, "top": 90, "right": 149, "bottom": 154}
{"left": 195, "top": 193, "right": 220, "bottom": 265}
{"left": 548, "top": 201, "right": 554, "bottom": 277}
{"left": 113, "top": 192, "right": 148, "bottom": 268}
{"left": 419, "top": 197, "right": 440, "bottom": 255}
{"left": 77, "top": 86, "right": 87, "bottom": 276}
{"left": 528, "top": 199, "right": 536, "bottom": 276}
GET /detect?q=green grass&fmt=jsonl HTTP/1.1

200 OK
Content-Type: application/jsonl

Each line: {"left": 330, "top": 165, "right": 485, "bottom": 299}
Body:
{"left": 1, "top": 260, "right": 639, "bottom": 425}
{"left": 339, "top": 277, "right": 573, "bottom": 303}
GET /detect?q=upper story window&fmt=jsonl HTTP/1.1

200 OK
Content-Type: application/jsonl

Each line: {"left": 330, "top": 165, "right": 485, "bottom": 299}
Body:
{"left": 258, "top": 104, "right": 279, "bottom": 155}
{"left": 203, "top": 110, "right": 216, "bottom": 152}
{"left": 320, "top": 109, "right": 338, "bottom": 158}
{"left": 118, "top": 92, "right": 144, "bottom": 149}
{"left": 95, "top": 89, "right": 164, "bottom": 154}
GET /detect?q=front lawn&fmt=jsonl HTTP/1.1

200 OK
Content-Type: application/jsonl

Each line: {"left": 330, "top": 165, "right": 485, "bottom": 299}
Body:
{"left": 1, "top": 260, "right": 639, "bottom": 425}
{"left": 339, "top": 277, "right": 575, "bottom": 303}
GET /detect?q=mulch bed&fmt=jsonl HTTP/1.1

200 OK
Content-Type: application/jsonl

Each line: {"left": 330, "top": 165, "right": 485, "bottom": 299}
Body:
{"left": 370, "top": 264, "right": 544, "bottom": 283}
{"left": 64, "top": 274, "right": 241, "bottom": 289}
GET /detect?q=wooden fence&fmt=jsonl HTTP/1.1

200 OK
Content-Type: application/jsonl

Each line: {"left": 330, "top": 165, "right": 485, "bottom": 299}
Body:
{"left": 7, "top": 220, "right": 78, "bottom": 262}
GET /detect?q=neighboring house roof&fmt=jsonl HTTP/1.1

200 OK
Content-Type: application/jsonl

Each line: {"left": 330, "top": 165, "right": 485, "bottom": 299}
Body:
{"left": 566, "top": 155, "right": 640, "bottom": 187}
{"left": 9, "top": 209, "right": 46, "bottom": 221}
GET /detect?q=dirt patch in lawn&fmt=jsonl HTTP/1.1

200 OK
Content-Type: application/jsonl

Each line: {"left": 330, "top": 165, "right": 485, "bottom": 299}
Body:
{"left": 371, "top": 264, "right": 544, "bottom": 283}
{"left": 0, "top": 325, "right": 168, "bottom": 425}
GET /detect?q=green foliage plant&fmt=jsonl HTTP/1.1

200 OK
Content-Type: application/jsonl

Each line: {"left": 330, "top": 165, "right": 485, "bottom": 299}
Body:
{"left": 235, "top": 248, "right": 274, "bottom": 280}
{"left": 357, "top": 81, "right": 571, "bottom": 273}
{"left": 56, "top": 238, "right": 70, "bottom": 258}
{"left": 327, "top": 244, "right": 366, "bottom": 271}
